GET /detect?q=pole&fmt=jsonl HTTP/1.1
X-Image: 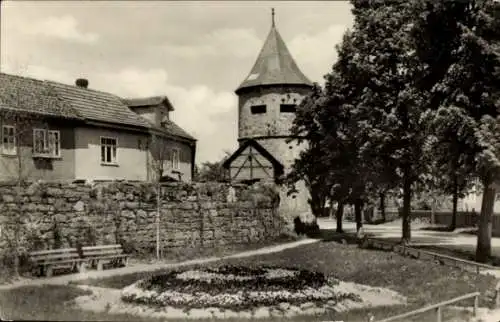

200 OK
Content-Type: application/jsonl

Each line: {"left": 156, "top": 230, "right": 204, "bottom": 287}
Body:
{"left": 156, "top": 182, "right": 160, "bottom": 260}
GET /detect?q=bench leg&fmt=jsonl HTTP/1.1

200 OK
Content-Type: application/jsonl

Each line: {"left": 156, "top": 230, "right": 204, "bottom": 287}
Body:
{"left": 97, "top": 260, "right": 103, "bottom": 271}
{"left": 32, "top": 266, "right": 43, "bottom": 277}
{"left": 45, "top": 266, "right": 53, "bottom": 277}
{"left": 78, "top": 262, "right": 86, "bottom": 273}
{"left": 123, "top": 257, "right": 129, "bottom": 267}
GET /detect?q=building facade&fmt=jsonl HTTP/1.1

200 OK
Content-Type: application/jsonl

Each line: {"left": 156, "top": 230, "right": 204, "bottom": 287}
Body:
{"left": 223, "top": 10, "right": 313, "bottom": 221}
{"left": 0, "top": 73, "right": 196, "bottom": 183}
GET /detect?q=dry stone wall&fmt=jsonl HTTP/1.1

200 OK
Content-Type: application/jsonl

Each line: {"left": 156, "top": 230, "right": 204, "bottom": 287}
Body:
{"left": 0, "top": 181, "right": 287, "bottom": 256}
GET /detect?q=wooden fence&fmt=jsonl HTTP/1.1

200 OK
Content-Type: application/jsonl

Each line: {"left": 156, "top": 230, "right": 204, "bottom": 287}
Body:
{"left": 361, "top": 237, "right": 500, "bottom": 321}
{"left": 377, "top": 292, "right": 480, "bottom": 322}
{"left": 383, "top": 210, "right": 500, "bottom": 236}
{"left": 364, "top": 238, "right": 499, "bottom": 274}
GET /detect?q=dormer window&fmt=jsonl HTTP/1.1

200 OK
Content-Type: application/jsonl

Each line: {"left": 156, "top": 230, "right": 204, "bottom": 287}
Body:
{"left": 251, "top": 105, "right": 266, "bottom": 114}
{"left": 280, "top": 104, "right": 296, "bottom": 113}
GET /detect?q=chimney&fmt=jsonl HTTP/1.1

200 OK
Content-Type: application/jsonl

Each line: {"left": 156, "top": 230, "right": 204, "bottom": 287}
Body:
{"left": 75, "top": 78, "right": 89, "bottom": 88}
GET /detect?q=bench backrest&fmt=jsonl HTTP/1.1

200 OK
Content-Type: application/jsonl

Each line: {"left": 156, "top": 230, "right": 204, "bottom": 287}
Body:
{"left": 30, "top": 248, "right": 80, "bottom": 263}
{"left": 82, "top": 244, "right": 123, "bottom": 257}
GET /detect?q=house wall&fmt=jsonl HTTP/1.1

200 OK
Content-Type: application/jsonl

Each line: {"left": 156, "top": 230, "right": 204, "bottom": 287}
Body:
{"left": 74, "top": 126, "right": 149, "bottom": 181}
{"left": 132, "top": 107, "right": 157, "bottom": 125}
{"left": 0, "top": 119, "right": 76, "bottom": 181}
{"left": 130, "top": 105, "right": 170, "bottom": 126}
{"left": 148, "top": 138, "right": 193, "bottom": 182}
{"left": 461, "top": 189, "right": 500, "bottom": 213}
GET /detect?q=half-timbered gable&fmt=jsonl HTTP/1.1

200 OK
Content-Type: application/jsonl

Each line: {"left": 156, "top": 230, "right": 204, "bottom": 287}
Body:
{"left": 223, "top": 139, "right": 284, "bottom": 183}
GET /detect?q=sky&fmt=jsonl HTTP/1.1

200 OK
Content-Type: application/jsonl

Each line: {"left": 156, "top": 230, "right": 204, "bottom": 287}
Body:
{"left": 0, "top": 1, "right": 354, "bottom": 164}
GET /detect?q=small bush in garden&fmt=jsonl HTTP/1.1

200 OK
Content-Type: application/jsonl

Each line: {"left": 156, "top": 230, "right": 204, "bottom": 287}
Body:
{"left": 293, "top": 214, "right": 320, "bottom": 237}
{"left": 120, "top": 239, "right": 138, "bottom": 255}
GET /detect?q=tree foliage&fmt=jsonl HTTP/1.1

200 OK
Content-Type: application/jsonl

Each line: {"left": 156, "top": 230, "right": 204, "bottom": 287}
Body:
{"left": 196, "top": 152, "right": 231, "bottom": 182}
{"left": 288, "top": 0, "right": 500, "bottom": 253}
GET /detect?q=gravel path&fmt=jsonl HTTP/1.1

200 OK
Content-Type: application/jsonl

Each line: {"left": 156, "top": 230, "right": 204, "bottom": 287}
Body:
{"left": 0, "top": 238, "right": 319, "bottom": 291}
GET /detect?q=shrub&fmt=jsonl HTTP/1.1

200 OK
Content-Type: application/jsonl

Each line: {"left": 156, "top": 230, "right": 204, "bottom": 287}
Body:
{"left": 293, "top": 214, "right": 320, "bottom": 237}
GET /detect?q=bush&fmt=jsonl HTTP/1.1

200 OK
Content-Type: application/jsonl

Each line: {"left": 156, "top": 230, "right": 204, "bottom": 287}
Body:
{"left": 293, "top": 215, "right": 320, "bottom": 237}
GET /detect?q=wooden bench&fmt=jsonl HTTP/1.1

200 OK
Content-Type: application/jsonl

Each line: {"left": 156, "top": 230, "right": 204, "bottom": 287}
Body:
{"left": 29, "top": 248, "right": 84, "bottom": 277}
{"left": 82, "top": 244, "right": 128, "bottom": 270}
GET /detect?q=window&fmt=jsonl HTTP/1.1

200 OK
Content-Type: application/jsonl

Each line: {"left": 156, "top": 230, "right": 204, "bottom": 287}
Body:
{"left": 33, "top": 129, "right": 61, "bottom": 157}
{"left": 33, "top": 129, "right": 47, "bottom": 155}
{"left": 48, "top": 131, "right": 60, "bottom": 157}
{"left": 171, "top": 148, "right": 180, "bottom": 170}
{"left": 101, "top": 137, "right": 117, "bottom": 164}
{"left": 280, "top": 104, "right": 296, "bottom": 113}
{"left": 2, "top": 125, "right": 16, "bottom": 155}
{"left": 251, "top": 105, "right": 266, "bottom": 114}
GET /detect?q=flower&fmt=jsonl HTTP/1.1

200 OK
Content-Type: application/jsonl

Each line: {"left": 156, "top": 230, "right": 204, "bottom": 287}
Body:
{"left": 120, "top": 266, "right": 353, "bottom": 311}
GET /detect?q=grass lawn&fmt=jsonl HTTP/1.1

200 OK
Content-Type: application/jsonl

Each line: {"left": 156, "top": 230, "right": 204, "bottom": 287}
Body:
{"left": 1, "top": 240, "right": 494, "bottom": 322}
{"left": 129, "top": 233, "right": 299, "bottom": 264}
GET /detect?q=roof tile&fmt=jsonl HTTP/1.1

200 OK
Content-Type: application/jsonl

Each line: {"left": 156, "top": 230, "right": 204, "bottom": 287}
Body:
{"left": 235, "top": 22, "right": 313, "bottom": 94}
{"left": 0, "top": 73, "right": 81, "bottom": 119}
{"left": 122, "top": 96, "right": 174, "bottom": 111}
{"left": 47, "top": 81, "right": 151, "bottom": 128}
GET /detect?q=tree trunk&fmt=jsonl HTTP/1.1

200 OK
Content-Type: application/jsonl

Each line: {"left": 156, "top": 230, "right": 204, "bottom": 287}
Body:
{"left": 379, "top": 192, "right": 386, "bottom": 222}
{"left": 402, "top": 167, "right": 412, "bottom": 244}
{"left": 450, "top": 176, "right": 459, "bottom": 231}
{"left": 354, "top": 199, "right": 363, "bottom": 232}
{"left": 476, "top": 178, "right": 496, "bottom": 263}
{"left": 336, "top": 202, "right": 344, "bottom": 233}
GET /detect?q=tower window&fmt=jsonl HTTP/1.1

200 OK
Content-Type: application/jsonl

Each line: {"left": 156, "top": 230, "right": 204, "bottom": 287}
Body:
{"left": 251, "top": 105, "right": 266, "bottom": 114}
{"left": 280, "top": 104, "right": 296, "bottom": 113}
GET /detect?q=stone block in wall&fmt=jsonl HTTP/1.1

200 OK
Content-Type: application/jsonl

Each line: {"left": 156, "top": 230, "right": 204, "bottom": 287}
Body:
{"left": 124, "top": 202, "right": 139, "bottom": 209}
{"left": 73, "top": 201, "right": 85, "bottom": 212}
{"left": 200, "top": 201, "right": 215, "bottom": 210}
{"left": 2, "top": 195, "right": 14, "bottom": 203}
{"left": 46, "top": 187, "right": 64, "bottom": 197}
{"left": 177, "top": 202, "right": 195, "bottom": 210}
{"left": 121, "top": 210, "right": 135, "bottom": 220}
{"left": 137, "top": 209, "right": 147, "bottom": 220}
{"left": 64, "top": 189, "right": 81, "bottom": 199}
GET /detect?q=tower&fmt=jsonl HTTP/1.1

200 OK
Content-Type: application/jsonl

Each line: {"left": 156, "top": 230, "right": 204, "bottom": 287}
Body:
{"left": 223, "top": 9, "right": 313, "bottom": 223}
{"left": 235, "top": 8, "right": 313, "bottom": 170}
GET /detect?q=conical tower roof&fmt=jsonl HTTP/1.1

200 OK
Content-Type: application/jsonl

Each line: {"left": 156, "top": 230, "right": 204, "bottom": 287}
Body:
{"left": 235, "top": 9, "right": 313, "bottom": 95}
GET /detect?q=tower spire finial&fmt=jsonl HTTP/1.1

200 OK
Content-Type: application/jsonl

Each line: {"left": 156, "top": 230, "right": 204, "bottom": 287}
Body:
{"left": 271, "top": 8, "right": 275, "bottom": 27}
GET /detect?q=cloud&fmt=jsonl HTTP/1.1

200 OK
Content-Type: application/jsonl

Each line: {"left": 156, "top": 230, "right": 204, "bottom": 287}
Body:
{"left": 163, "top": 28, "right": 262, "bottom": 59}
{"left": 289, "top": 25, "right": 349, "bottom": 84}
{"left": 1, "top": 64, "right": 238, "bottom": 163}
{"left": 17, "top": 15, "right": 99, "bottom": 44}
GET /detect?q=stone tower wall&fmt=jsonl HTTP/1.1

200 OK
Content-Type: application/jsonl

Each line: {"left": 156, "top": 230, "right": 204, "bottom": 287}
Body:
{"left": 238, "top": 86, "right": 311, "bottom": 140}
{"left": 237, "top": 85, "right": 312, "bottom": 221}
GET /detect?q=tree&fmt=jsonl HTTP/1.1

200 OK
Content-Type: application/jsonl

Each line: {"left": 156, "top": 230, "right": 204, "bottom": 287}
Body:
{"left": 340, "top": 0, "right": 436, "bottom": 243}
{"left": 196, "top": 152, "right": 230, "bottom": 182}
{"left": 287, "top": 84, "right": 334, "bottom": 218}
{"left": 416, "top": 0, "right": 500, "bottom": 261}
{"left": 430, "top": 108, "right": 477, "bottom": 230}
{"left": 147, "top": 133, "right": 172, "bottom": 260}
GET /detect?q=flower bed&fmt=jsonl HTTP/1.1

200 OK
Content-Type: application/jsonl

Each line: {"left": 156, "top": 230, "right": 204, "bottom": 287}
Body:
{"left": 121, "top": 265, "right": 360, "bottom": 311}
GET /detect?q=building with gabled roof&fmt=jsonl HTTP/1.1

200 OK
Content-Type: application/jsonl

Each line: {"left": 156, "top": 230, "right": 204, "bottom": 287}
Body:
{"left": 223, "top": 9, "right": 313, "bottom": 221}
{"left": 0, "top": 72, "right": 196, "bottom": 183}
